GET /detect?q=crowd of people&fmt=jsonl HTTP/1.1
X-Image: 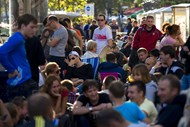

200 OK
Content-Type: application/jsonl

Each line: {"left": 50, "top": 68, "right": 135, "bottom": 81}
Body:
{"left": 0, "top": 12, "right": 190, "bottom": 127}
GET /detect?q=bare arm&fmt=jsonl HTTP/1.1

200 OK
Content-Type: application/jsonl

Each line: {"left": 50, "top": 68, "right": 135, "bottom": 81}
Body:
{"left": 73, "top": 32, "right": 83, "bottom": 50}
{"left": 107, "top": 39, "right": 113, "bottom": 47}
{"left": 72, "top": 101, "right": 90, "bottom": 115}
{"left": 49, "top": 38, "right": 60, "bottom": 47}
{"left": 174, "top": 34, "right": 184, "bottom": 47}
{"left": 0, "top": 99, "right": 12, "bottom": 127}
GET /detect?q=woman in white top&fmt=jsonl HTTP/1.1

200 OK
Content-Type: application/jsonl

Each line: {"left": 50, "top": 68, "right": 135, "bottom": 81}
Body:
{"left": 81, "top": 40, "right": 98, "bottom": 59}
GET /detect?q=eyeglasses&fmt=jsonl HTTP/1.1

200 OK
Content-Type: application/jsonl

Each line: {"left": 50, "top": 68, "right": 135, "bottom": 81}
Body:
{"left": 98, "top": 19, "right": 104, "bottom": 22}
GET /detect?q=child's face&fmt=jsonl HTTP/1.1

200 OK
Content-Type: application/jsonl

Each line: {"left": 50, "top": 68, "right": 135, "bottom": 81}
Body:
{"left": 133, "top": 73, "right": 142, "bottom": 81}
{"left": 138, "top": 51, "right": 148, "bottom": 62}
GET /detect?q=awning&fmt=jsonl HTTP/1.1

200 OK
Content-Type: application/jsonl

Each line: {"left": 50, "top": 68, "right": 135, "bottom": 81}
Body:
{"left": 129, "top": 9, "right": 144, "bottom": 19}
{"left": 123, "top": 7, "right": 143, "bottom": 15}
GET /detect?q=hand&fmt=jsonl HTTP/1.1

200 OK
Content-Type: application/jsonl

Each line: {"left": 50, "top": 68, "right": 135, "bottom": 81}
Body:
{"left": 153, "top": 61, "right": 161, "bottom": 69}
{"left": 8, "top": 70, "right": 21, "bottom": 78}
{"left": 68, "top": 59, "right": 75, "bottom": 67}
{"left": 52, "top": 91, "right": 61, "bottom": 97}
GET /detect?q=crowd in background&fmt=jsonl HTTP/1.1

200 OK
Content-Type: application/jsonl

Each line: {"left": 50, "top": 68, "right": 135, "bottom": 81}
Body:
{"left": 0, "top": 12, "right": 190, "bottom": 127}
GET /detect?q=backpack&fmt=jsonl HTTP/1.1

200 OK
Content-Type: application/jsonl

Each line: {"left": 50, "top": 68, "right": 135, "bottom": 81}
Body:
{"left": 65, "top": 29, "right": 75, "bottom": 53}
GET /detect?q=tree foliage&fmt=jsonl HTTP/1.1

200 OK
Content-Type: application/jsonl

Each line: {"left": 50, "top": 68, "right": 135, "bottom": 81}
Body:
{"left": 48, "top": 0, "right": 87, "bottom": 12}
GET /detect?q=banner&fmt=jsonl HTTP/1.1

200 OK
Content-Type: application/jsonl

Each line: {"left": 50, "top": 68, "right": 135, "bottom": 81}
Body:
{"left": 85, "top": 3, "right": 94, "bottom": 16}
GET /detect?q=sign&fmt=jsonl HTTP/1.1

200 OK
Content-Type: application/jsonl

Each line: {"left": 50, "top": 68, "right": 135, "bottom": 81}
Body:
{"left": 85, "top": 3, "right": 94, "bottom": 16}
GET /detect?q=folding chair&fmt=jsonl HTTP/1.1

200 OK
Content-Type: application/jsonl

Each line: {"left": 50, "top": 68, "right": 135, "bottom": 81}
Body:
{"left": 81, "top": 57, "right": 100, "bottom": 79}
{"left": 99, "top": 72, "right": 120, "bottom": 81}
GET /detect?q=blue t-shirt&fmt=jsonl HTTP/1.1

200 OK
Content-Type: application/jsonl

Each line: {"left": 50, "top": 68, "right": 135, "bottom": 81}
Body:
{"left": 0, "top": 32, "right": 31, "bottom": 86}
{"left": 114, "top": 102, "right": 146, "bottom": 124}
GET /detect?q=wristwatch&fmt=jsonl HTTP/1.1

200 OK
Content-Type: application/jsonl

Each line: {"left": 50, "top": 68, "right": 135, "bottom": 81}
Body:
{"left": 88, "top": 107, "right": 93, "bottom": 112}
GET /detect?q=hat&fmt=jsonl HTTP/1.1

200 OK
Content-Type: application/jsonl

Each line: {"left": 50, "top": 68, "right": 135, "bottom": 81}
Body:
{"left": 69, "top": 51, "right": 79, "bottom": 57}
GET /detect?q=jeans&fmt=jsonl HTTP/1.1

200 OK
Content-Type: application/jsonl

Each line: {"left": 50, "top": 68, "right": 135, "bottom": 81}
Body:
{"left": 181, "top": 74, "right": 190, "bottom": 90}
{"left": 8, "top": 79, "right": 38, "bottom": 101}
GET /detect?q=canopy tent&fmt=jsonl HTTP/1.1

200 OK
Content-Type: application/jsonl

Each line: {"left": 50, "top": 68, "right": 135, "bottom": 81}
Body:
{"left": 129, "top": 9, "right": 144, "bottom": 19}
{"left": 123, "top": 7, "right": 143, "bottom": 16}
{"left": 48, "top": 11, "right": 82, "bottom": 19}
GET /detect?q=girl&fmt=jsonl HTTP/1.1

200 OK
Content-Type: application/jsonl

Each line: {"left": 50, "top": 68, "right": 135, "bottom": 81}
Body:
{"left": 132, "top": 64, "right": 157, "bottom": 102}
{"left": 42, "top": 75, "right": 68, "bottom": 118}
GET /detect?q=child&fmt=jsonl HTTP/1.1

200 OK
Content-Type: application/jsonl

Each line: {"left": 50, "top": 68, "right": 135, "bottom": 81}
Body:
{"left": 132, "top": 63, "right": 157, "bottom": 102}
{"left": 61, "top": 80, "right": 79, "bottom": 104}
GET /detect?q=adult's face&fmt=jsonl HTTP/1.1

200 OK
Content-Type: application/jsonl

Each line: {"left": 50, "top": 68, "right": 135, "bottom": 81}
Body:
{"left": 157, "top": 79, "right": 176, "bottom": 103}
{"left": 51, "top": 80, "right": 61, "bottom": 94}
{"left": 127, "top": 86, "right": 142, "bottom": 103}
{"left": 22, "top": 22, "right": 37, "bottom": 38}
{"left": 159, "top": 51, "right": 168, "bottom": 65}
{"left": 97, "top": 16, "right": 106, "bottom": 27}
{"left": 84, "top": 86, "right": 99, "bottom": 102}
{"left": 69, "top": 54, "right": 80, "bottom": 65}
{"left": 146, "top": 18, "right": 154, "bottom": 28}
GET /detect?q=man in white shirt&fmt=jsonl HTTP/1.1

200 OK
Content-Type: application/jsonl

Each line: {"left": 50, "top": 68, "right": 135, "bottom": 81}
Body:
{"left": 93, "top": 14, "right": 113, "bottom": 54}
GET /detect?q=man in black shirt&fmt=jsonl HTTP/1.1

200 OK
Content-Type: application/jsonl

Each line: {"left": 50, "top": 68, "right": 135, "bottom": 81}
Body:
{"left": 73, "top": 79, "right": 112, "bottom": 127}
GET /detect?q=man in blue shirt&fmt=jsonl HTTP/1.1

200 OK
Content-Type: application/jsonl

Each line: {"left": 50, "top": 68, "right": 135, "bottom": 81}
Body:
{"left": 0, "top": 14, "right": 38, "bottom": 100}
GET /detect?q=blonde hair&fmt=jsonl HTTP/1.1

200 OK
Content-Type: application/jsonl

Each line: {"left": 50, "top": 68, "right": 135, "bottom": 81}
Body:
{"left": 132, "top": 64, "right": 151, "bottom": 84}
{"left": 87, "top": 40, "right": 97, "bottom": 51}
{"left": 42, "top": 62, "right": 59, "bottom": 79}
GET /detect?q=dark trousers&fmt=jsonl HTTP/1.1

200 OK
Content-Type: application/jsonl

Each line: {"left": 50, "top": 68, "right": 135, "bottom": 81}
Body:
{"left": 8, "top": 79, "right": 38, "bottom": 101}
{"left": 0, "top": 71, "right": 8, "bottom": 102}
{"left": 49, "top": 55, "right": 67, "bottom": 79}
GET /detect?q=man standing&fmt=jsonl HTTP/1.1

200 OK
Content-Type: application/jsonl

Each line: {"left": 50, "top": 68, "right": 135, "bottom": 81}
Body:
{"left": 129, "top": 16, "right": 162, "bottom": 68}
{"left": 154, "top": 75, "right": 186, "bottom": 127}
{"left": 110, "top": 19, "right": 120, "bottom": 40}
{"left": 93, "top": 14, "right": 113, "bottom": 54}
{"left": 47, "top": 15, "right": 68, "bottom": 79}
{"left": 127, "top": 81, "right": 158, "bottom": 122}
{"left": 0, "top": 14, "right": 38, "bottom": 99}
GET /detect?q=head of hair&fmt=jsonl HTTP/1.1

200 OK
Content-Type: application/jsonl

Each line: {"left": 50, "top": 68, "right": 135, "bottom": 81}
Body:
{"left": 86, "top": 40, "right": 97, "bottom": 51}
{"left": 151, "top": 72, "right": 163, "bottom": 83}
{"left": 132, "top": 63, "right": 151, "bottom": 83}
{"left": 42, "top": 75, "right": 60, "bottom": 96}
{"left": 72, "top": 46, "right": 82, "bottom": 56}
{"left": 63, "top": 18, "right": 71, "bottom": 24}
{"left": 106, "top": 52, "right": 116, "bottom": 62}
{"left": 28, "top": 93, "right": 52, "bottom": 118}
{"left": 12, "top": 96, "right": 26, "bottom": 108}
{"left": 42, "top": 62, "right": 59, "bottom": 78}
{"left": 159, "top": 74, "right": 181, "bottom": 94}
{"left": 96, "top": 109, "right": 125, "bottom": 127}
{"left": 150, "top": 49, "right": 160, "bottom": 58}
{"left": 161, "top": 22, "right": 170, "bottom": 33}
{"left": 17, "top": 14, "right": 37, "bottom": 29}
{"left": 98, "top": 14, "right": 106, "bottom": 20}
{"left": 48, "top": 15, "right": 58, "bottom": 22}
{"left": 43, "top": 17, "right": 48, "bottom": 26}
{"left": 133, "top": 20, "right": 138, "bottom": 24}
{"left": 61, "top": 79, "right": 73, "bottom": 91}
{"left": 82, "top": 79, "right": 99, "bottom": 92}
{"left": 5, "top": 103, "right": 18, "bottom": 120}
{"left": 160, "top": 45, "right": 176, "bottom": 58}
{"left": 127, "top": 18, "right": 131, "bottom": 22}
{"left": 109, "top": 81, "right": 125, "bottom": 98}
{"left": 146, "top": 15, "right": 154, "bottom": 20}
{"left": 137, "top": 47, "right": 148, "bottom": 54}
{"left": 129, "top": 81, "right": 146, "bottom": 96}
{"left": 167, "top": 24, "right": 180, "bottom": 36}
{"left": 59, "top": 20, "right": 68, "bottom": 27}
{"left": 103, "top": 75, "right": 116, "bottom": 89}
{"left": 92, "top": 19, "right": 96, "bottom": 23}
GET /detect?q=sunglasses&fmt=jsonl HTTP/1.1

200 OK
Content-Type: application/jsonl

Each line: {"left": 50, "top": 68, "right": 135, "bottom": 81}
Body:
{"left": 98, "top": 19, "right": 104, "bottom": 22}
